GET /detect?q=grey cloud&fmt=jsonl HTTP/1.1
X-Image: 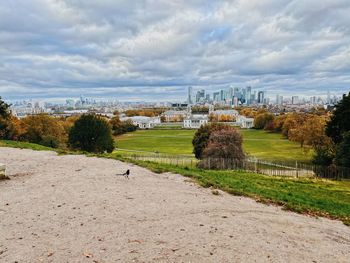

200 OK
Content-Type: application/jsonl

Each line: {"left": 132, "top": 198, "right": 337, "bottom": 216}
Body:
{"left": 0, "top": 0, "right": 349, "bottom": 101}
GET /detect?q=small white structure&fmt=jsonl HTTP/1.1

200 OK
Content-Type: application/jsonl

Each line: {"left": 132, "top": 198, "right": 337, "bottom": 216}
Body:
{"left": 121, "top": 116, "right": 161, "bottom": 129}
{"left": 0, "top": 163, "right": 6, "bottom": 179}
{"left": 236, "top": 116, "right": 254, "bottom": 129}
{"left": 183, "top": 114, "right": 208, "bottom": 129}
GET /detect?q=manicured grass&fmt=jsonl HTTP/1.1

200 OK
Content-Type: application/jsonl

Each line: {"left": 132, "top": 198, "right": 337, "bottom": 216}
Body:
{"left": 1, "top": 140, "right": 349, "bottom": 225}
{"left": 115, "top": 129, "right": 313, "bottom": 162}
{"left": 0, "top": 140, "right": 54, "bottom": 151}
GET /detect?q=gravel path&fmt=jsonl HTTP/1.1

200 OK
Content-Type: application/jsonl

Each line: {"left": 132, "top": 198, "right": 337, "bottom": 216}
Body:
{"left": 0, "top": 147, "right": 349, "bottom": 262}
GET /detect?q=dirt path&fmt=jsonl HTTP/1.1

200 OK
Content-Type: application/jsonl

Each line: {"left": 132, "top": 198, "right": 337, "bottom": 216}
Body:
{"left": 0, "top": 147, "right": 349, "bottom": 262}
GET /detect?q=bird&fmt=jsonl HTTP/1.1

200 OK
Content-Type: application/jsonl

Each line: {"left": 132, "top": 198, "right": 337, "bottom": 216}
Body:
{"left": 117, "top": 169, "right": 130, "bottom": 179}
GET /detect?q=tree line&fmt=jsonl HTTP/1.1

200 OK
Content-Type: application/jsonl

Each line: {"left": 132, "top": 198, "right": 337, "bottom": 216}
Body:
{"left": 0, "top": 98, "right": 138, "bottom": 153}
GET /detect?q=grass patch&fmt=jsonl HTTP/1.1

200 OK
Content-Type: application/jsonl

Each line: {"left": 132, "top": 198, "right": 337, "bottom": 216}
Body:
{"left": 115, "top": 129, "right": 313, "bottom": 162}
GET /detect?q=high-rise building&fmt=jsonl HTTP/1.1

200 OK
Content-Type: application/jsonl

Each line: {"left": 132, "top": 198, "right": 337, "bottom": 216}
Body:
{"left": 196, "top": 89, "right": 205, "bottom": 103}
{"left": 213, "top": 92, "right": 220, "bottom": 102}
{"left": 327, "top": 90, "right": 331, "bottom": 104}
{"left": 258, "top": 91, "right": 265, "bottom": 104}
{"left": 220, "top": 90, "right": 226, "bottom": 101}
{"left": 246, "top": 86, "right": 252, "bottom": 105}
{"left": 187, "top": 86, "right": 193, "bottom": 104}
{"left": 292, "top": 96, "right": 299, "bottom": 105}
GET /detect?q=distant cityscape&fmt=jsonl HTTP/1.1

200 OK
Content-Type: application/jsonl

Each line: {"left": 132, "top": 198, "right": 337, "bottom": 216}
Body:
{"left": 7, "top": 86, "right": 343, "bottom": 119}
{"left": 186, "top": 86, "right": 340, "bottom": 107}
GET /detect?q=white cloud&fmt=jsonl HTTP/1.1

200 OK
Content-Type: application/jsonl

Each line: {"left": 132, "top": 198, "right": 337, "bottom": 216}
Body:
{"left": 0, "top": 0, "right": 350, "bottom": 100}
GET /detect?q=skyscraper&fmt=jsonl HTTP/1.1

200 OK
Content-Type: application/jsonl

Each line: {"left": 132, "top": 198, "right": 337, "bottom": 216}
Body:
{"left": 187, "top": 86, "right": 193, "bottom": 104}
{"left": 258, "top": 91, "right": 264, "bottom": 104}
{"left": 246, "top": 86, "right": 252, "bottom": 105}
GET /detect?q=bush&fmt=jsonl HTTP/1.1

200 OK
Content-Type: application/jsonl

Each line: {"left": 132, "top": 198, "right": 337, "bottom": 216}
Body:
{"left": 69, "top": 114, "right": 114, "bottom": 153}
{"left": 198, "top": 127, "right": 245, "bottom": 169}
{"left": 192, "top": 123, "right": 225, "bottom": 159}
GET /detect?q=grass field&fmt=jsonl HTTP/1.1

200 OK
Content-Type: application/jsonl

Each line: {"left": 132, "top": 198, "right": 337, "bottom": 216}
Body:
{"left": 116, "top": 129, "right": 313, "bottom": 162}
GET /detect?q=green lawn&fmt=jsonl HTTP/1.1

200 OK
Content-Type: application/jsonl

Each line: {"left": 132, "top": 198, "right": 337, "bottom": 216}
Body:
{"left": 115, "top": 129, "right": 313, "bottom": 162}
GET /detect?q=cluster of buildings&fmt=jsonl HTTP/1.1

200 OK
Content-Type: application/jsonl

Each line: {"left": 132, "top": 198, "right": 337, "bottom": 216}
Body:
{"left": 119, "top": 106, "right": 254, "bottom": 130}
{"left": 188, "top": 86, "right": 267, "bottom": 107}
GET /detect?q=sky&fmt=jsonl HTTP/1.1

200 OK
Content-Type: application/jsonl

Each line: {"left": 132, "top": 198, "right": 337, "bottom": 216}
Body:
{"left": 1, "top": 0, "right": 350, "bottom": 102}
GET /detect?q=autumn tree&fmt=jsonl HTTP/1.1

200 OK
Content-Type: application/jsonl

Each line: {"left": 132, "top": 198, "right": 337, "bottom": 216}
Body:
{"left": 254, "top": 113, "right": 274, "bottom": 129}
{"left": 22, "top": 114, "right": 67, "bottom": 148}
{"left": 69, "top": 114, "right": 114, "bottom": 153}
{"left": 110, "top": 115, "right": 137, "bottom": 135}
{"left": 192, "top": 123, "right": 225, "bottom": 159}
{"left": 199, "top": 127, "right": 245, "bottom": 169}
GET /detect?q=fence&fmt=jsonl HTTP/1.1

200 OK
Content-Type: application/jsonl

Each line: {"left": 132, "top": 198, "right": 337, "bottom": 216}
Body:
{"left": 123, "top": 154, "right": 350, "bottom": 180}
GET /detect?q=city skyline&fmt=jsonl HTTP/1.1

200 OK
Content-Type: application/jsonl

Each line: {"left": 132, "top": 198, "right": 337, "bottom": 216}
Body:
{"left": 1, "top": 1, "right": 350, "bottom": 100}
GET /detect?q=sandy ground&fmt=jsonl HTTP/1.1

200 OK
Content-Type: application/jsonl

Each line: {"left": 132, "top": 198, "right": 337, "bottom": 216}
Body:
{"left": 0, "top": 147, "right": 349, "bottom": 263}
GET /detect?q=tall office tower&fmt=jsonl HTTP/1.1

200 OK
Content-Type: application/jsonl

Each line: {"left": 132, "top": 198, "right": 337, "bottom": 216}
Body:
{"left": 220, "top": 89, "right": 226, "bottom": 101}
{"left": 227, "top": 87, "right": 233, "bottom": 101}
{"left": 246, "top": 86, "right": 252, "bottom": 105}
{"left": 213, "top": 92, "right": 220, "bottom": 102}
{"left": 196, "top": 89, "right": 205, "bottom": 103}
{"left": 242, "top": 88, "right": 246, "bottom": 103}
{"left": 232, "top": 96, "right": 239, "bottom": 107}
{"left": 310, "top": 96, "right": 317, "bottom": 105}
{"left": 276, "top": 94, "right": 280, "bottom": 105}
{"left": 327, "top": 90, "right": 331, "bottom": 104}
{"left": 292, "top": 96, "right": 299, "bottom": 105}
{"left": 234, "top": 87, "right": 240, "bottom": 98}
{"left": 258, "top": 91, "right": 264, "bottom": 104}
{"left": 205, "top": 94, "right": 210, "bottom": 102}
{"left": 252, "top": 91, "right": 256, "bottom": 102}
{"left": 187, "top": 86, "right": 193, "bottom": 104}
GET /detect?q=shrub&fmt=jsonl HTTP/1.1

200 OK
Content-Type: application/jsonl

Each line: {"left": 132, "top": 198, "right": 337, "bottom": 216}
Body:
{"left": 69, "top": 114, "right": 114, "bottom": 153}
{"left": 199, "top": 127, "right": 245, "bottom": 169}
{"left": 192, "top": 123, "right": 225, "bottom": 159}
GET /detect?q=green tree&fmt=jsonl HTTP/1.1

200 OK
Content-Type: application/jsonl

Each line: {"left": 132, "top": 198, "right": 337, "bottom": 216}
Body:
{"left": 192, "top": 123, "right": 224, "bottom": 159}
{"left": 335, "top": 132, "right": 350, "bottom": 167}
{"left": 69, "top": 114, "right": 114, "bottom": 153}
{"left": 326, "top": 92, "right": 350, "bottom": 144}
{"left": 0, "top": 97, "right": 10, "bottom": 119}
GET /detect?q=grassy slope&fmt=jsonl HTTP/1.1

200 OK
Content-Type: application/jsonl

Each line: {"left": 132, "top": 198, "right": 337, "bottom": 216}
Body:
{"left": 1, "top": 140, "right": 348, "bottom": 225}
{"left": 116, "top": 129, "right": 313, "bottom": 162}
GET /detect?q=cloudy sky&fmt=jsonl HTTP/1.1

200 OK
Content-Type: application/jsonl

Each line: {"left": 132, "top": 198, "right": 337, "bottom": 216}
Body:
{"left": 1, "top": 0, "right": 350, "bottom": 101}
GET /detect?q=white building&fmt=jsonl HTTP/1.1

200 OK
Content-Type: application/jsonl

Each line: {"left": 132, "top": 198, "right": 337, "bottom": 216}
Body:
{"left": 210, "top": 109, "right": 239, "bottom": 118}
{"left": 161, "top": 110, "right": 188, "bottom": 122}
{"left": 183, "top": 114, "right": 208, "bottom": 129}
{"left": 121, "top": 116, "right": 161, "bottom": 129}
{"left": 236, "top": 116, "right": 254, "bottom": 129}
